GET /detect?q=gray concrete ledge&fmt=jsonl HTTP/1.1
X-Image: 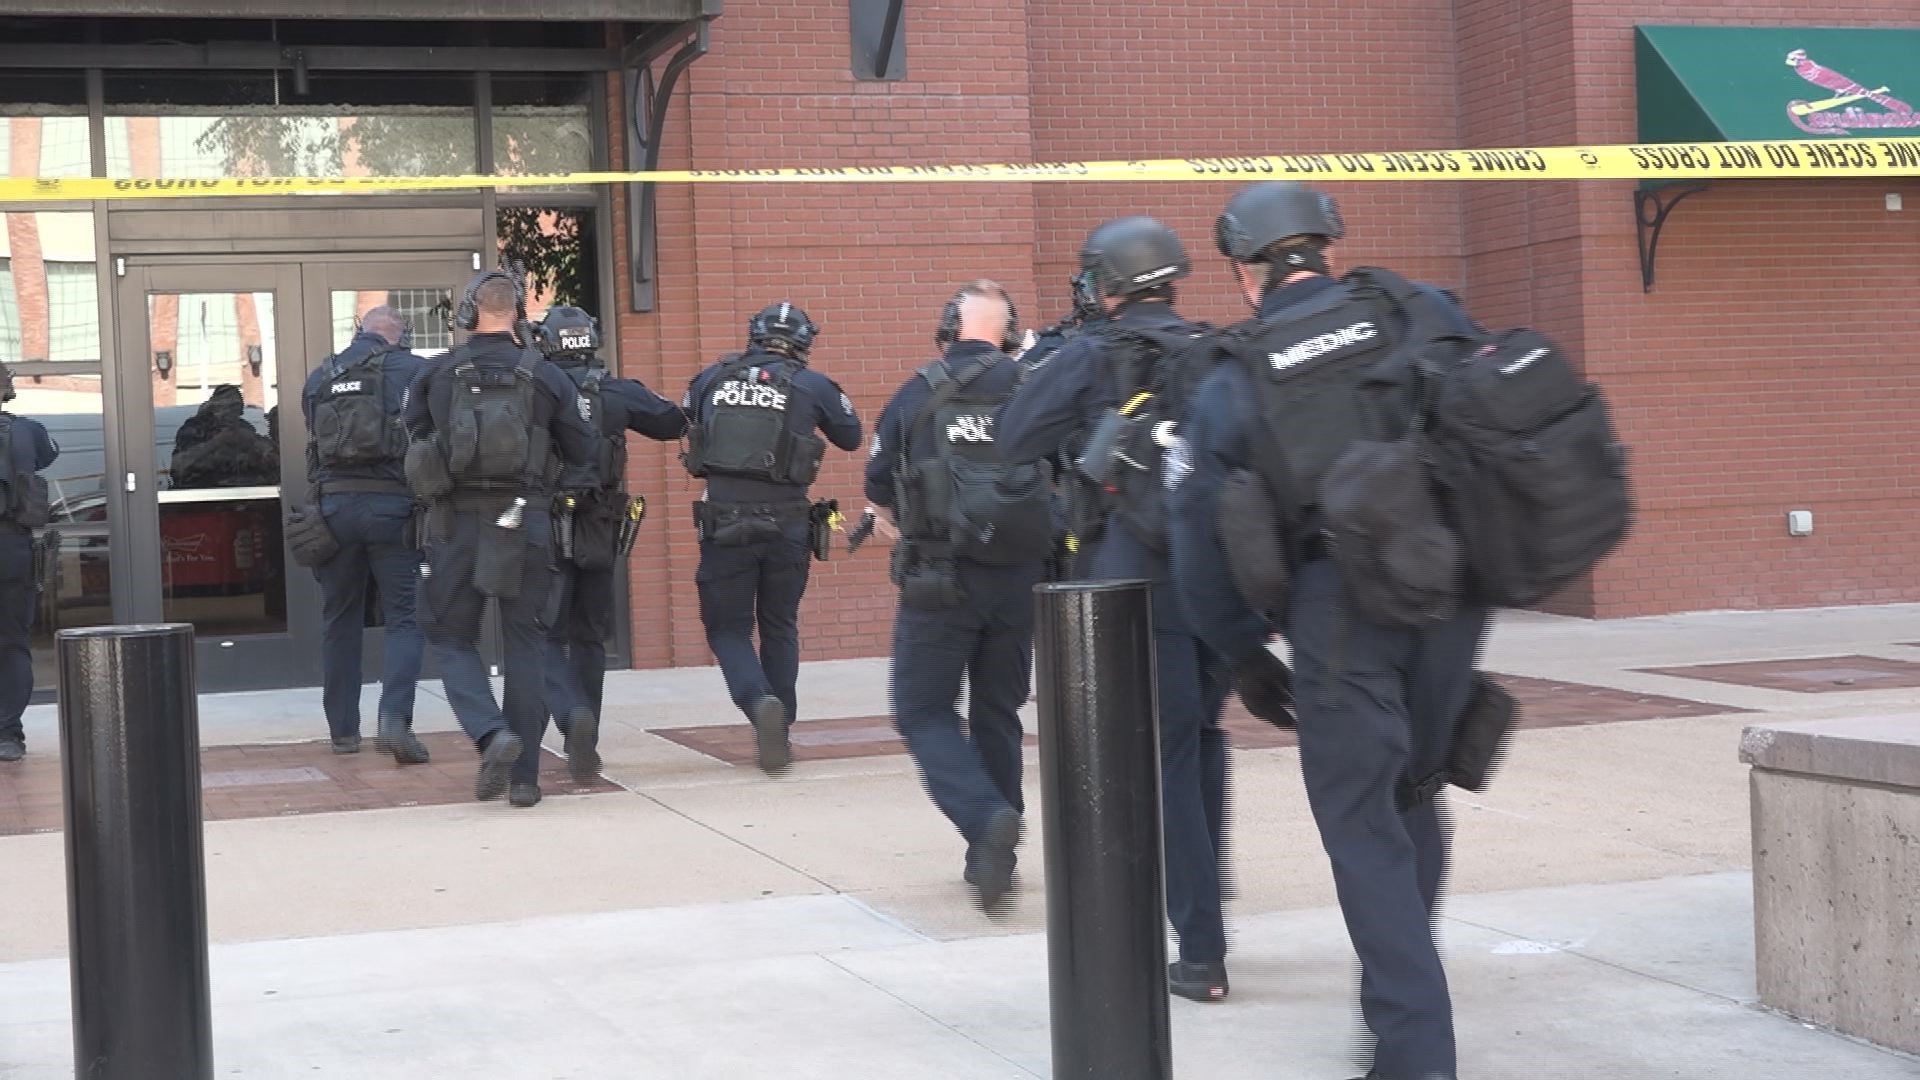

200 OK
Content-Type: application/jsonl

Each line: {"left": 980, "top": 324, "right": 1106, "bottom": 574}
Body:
{"left": 1740, "top": 716, "right": 1920, "bottom": 790}
{"left": 1743, "top": 716, "right": 1920, "bottom": 1055}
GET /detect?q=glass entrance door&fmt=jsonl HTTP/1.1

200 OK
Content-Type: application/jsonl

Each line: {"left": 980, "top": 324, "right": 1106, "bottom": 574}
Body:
{"left": 115, "top": 262, "right": 312, "bottom": 689}
{"left": 113, "top": 255, "right": 475, "bottom": 692}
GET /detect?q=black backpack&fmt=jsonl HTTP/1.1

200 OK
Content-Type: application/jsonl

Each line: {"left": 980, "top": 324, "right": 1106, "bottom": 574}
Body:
{"left": 0, "top": 413, "right": 50, "bottom": 529}
{"left": 682, "top": 354, "right": 826, "bottom": 487}
{"left": 1420, "top": 326, "right": 1634, "bottom": 609}
{"left": 442, "top": 349, "right": 550, "bottom": 492}
{"left": 311, "top": 340, "right": 404, "bottom": 470}
{"left": 897, "top": 355, "right": 1055, "bottom": 566}
{"left": 1084, "top": 323, "right": 1218, "bottom": 555}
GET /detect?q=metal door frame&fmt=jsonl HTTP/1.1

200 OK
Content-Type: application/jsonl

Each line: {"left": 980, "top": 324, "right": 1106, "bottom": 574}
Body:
{"left": 112, "top": 260, "right": 315, "bottom": 689}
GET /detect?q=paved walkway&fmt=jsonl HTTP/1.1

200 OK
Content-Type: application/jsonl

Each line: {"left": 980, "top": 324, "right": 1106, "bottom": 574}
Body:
{"left": 4, "top": 603, "right": 1920, "bottom": 1076}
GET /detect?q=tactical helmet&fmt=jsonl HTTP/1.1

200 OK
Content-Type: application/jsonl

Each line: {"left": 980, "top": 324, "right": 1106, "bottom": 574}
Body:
{"left": 534, "top": 305, "right": 601, "bottom": 360}
{"left": 1213, "top": 181, "right": 1345, "bottom": 264}
{"left": 1079, "top": 216, "right": 1191, "bottom": 299}
{"left": 748, "top": 301, "right": 818, "bottom": 357}
{"left": 0, "top": 361, "right": 13, "bottom": 404}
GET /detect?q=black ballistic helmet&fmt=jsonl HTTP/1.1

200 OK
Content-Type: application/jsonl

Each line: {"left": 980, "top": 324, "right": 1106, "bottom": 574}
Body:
{"left": 0, "top": 360, "right": 13, "bottom": 403}
{"left": 748, "top": 301, "right": 818, "bottom": 357}
{"left": 1214, "top": 181, "right": 1345, "bottom": 264}
{"left": 1079, "top": 216, "right": 1191, "bottom": 298}
{"left": 534, "top": 306, "right": 601, "bottom": 360}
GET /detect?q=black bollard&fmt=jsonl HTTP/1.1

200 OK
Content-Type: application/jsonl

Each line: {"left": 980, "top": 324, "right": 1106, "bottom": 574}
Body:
{"left": 57, "top": 623, "right": 214, "bottom": 1080}
{"left": 1033, "top": 579, "right": 1171, "bottom": 1080}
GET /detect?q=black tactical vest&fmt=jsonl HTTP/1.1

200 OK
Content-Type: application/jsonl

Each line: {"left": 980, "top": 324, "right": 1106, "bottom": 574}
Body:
{"left": 681, "top": 354, "right": 824, "bottom": 487}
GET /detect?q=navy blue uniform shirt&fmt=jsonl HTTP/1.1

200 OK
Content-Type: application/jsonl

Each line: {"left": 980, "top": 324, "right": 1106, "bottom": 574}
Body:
{"left": 3, "top": 410, "right": 59, "bottom": 505}
{"left": 401, "top": 331, "right": 602, "bottom": 531}
{"left": 863, "top": 340, "right": 1021, "bottom": 512}
{"left": 1168, "top": 274, "right": 1477, "bottom": 664}
{"left": 997, "top": 299, "right": 1198, "bottom": 586}
{"left": 682, "top": 346, "right": 863, "bottom": 504}
{"left": 301, "top": 331, "right": 424, "bottom": 491}
{"left": 553, "top": 357, "right": 688, "bottom": 451}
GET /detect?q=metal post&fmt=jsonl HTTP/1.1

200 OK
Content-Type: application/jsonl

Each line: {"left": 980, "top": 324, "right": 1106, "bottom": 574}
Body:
{"left": 57, "top": 624, "right": 214, "bottom": 1080}
{"left": 1033, "top": 580, "right": 1171, "bottom": 1080}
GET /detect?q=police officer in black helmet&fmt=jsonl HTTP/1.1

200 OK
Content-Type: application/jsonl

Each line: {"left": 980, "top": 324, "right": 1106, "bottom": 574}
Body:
{"left": 1015, "top": 269, "right": 1104, "bottom": 375}
{"left": 0, "top": 360, "right": 58, "bottom": 763}
{"left": 681, "top": 302, "right": 862, "bottom": 775}
{"left": 1169, "top": 181, "right": 1492, "bottom": 1080}
{"left": 532, "top": 306, "right": 686, "bottom": 780}
{"left": 402, "top": 271, "right": 601, "bottom": 807}
{"left": 296, "top": 305, "right": 429, "bottom": 763}
{"left": 864, "top": 280, "right": 1053, "bottom": 914}
{"left": 998, "top": 218, "right": 1239, "bottom": 1002}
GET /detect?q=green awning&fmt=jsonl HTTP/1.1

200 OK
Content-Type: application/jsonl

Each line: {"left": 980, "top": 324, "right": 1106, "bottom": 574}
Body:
{"left": 1635, "top": 25, "right": 1920, "bottom": 143}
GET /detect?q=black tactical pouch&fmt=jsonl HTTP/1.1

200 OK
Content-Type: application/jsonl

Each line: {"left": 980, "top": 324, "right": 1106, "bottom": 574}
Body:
{"left": 891, "top": 542, "right": 965, "bottom": 610}
{"left": 807, "top": 499, "right": 837, "bottom": 562}
{"left": 31, "top": 529, "right": 61, "bottom": 593}
{"left": 1447, "top": 673, "right": 1518, "bottom": 792}
{"left": 570, "top": 498, "right": 622, "bottom": 571}
{"left": 1218, "top": 467, "right": 1291, "bottom": 616}
{"left": 474, "top": 519, "right": 526, "bottom": 599}
{"left": 284, "top": 504, "right": 341, "bottom": 569}
{"left": 405, "top": 439, "right": 453, "bottom": 501}
{"left": 784, "top": 428, "right": 828, "bottom": 487}
{"left": 695, "top": 501, "right": 782, "bottom": 548}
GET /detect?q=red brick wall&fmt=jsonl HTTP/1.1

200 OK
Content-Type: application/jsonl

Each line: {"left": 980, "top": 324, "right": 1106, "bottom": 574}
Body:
{"left": 1567, "top": 1, "right": 1920, "bottom": 615}
{"left": 609, "top": 0, "right": 1920, "bottom": 667}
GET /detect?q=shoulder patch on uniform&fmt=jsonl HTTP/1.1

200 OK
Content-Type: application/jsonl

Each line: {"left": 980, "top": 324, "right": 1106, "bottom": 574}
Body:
{"left": 577, "top": 394, "right": 593, "bottom": 423}
{"left": 841, "top": 392, "right": 856, "bottom": 416}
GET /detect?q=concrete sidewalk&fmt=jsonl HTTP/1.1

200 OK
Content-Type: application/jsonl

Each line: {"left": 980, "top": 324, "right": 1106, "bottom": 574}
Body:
{"left": 0, "top": 872, "right": 1913, "bottom": 1078}
{"left": 4, "top": 602, "right": 1920, "bottom": 1075}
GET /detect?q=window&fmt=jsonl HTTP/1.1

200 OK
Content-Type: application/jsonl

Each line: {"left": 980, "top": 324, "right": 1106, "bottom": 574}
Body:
{"left": 170, "top": 293, "right": 243, "bottom": 390}
{"left": 46, "top": 262, "right": 102, "bottom": 364}
{"left": 491, "top": 74, "right": 593, "bottom": 195}
{"left": 0, "top": 259, "right": 19, "bottom": 359}
{"left": 388, "top": 289, "right": 453, "bottom": 351}
{"left": 37, "top": 117, "right": 92, "bottom": 178}
{"left": 0, "top": 213, "right": 99, "bottom": 364}
{"left": 105, "top": 70, "right": 477, "bottom": 180}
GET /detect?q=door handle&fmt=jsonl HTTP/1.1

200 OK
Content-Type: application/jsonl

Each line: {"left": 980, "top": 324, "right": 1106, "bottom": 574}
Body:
{"left": 125, "top": 472, "right": 137, "bottom": 493}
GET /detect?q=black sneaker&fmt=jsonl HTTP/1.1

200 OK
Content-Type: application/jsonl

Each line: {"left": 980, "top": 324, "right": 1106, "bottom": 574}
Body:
{"left": 375, "top": 716, "right": 430, "bottom": 766}
{"left": 0, "top": 739, "right": 23, "bottom": 762}
{"left": 972, "top": 807, "right": 1021, "bottom": 915}
{"left": 508, "top": 781, "right": 542, "bottom": 808}
{"left": 563, "top": 705, "right": 600, "bottom": 781}
{"left": 749, "top": 695, "right": 791, "bottom": 776}
{"left": 1168, "top": 960, "right": 1229, "bottom": 1002}
{"left": 475, "top": 731, "right": 522, "bottom": 802}
{"left": 331, "top": 735, "right": 362, "bottom": 754}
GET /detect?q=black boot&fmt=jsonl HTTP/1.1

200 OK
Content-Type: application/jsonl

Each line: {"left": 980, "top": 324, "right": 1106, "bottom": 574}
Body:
{"left": 1168, "top": 960, "right": 1229, "bottom": 1002}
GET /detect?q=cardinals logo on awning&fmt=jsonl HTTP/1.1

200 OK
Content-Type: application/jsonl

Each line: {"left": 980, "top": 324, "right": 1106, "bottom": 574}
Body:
{"left": 1785, "top": 49, "right": 1918, "bottom": 135}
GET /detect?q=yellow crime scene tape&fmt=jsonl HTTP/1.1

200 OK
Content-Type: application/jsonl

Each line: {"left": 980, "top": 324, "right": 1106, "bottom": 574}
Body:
{"left": 3, "top": 136, "right": 1917, "bottom": 203}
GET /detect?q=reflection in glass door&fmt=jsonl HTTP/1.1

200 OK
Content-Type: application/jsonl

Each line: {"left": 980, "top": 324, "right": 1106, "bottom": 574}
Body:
{"left": 152, "top": 290, "right": 287, "bottom": 636}
{"left": 116, "top": 263, "right": 316, "bottom": 691}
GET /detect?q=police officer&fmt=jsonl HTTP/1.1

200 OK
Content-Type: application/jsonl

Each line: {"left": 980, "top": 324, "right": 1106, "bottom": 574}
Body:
{"left": 681, "top": 302, "right": 862, "bottom": 775}
{"left": 864, "top": 281, "right": 1051, "bottom": 914}
{"left": 1014, "top": 268, "right": 1103, "bottom": 374}
{"left": 0, "top": 361, "right": 57, "bottom": 763}
{"left": 1169, "top": 181, "right": 1492, "bottom": 1080}
{"left": 533, "top": 306, "right": 686, "bottom": 780}
{"left": 998, "top": 218, "right": 1236, "bottom": 1001}
{"left": 1014, "top": 271, "right": 1106, "bottom": 581}
{"left": 298, "top": 306, "right": 429, "bottom": 762}
{"left": 402, "top": 271, "right": 601, "bottom": 807}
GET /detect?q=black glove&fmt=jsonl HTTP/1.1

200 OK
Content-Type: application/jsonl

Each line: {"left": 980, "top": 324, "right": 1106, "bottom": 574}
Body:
{"left": 1232, "top": 650, "right": 1295, "bottom": 729}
